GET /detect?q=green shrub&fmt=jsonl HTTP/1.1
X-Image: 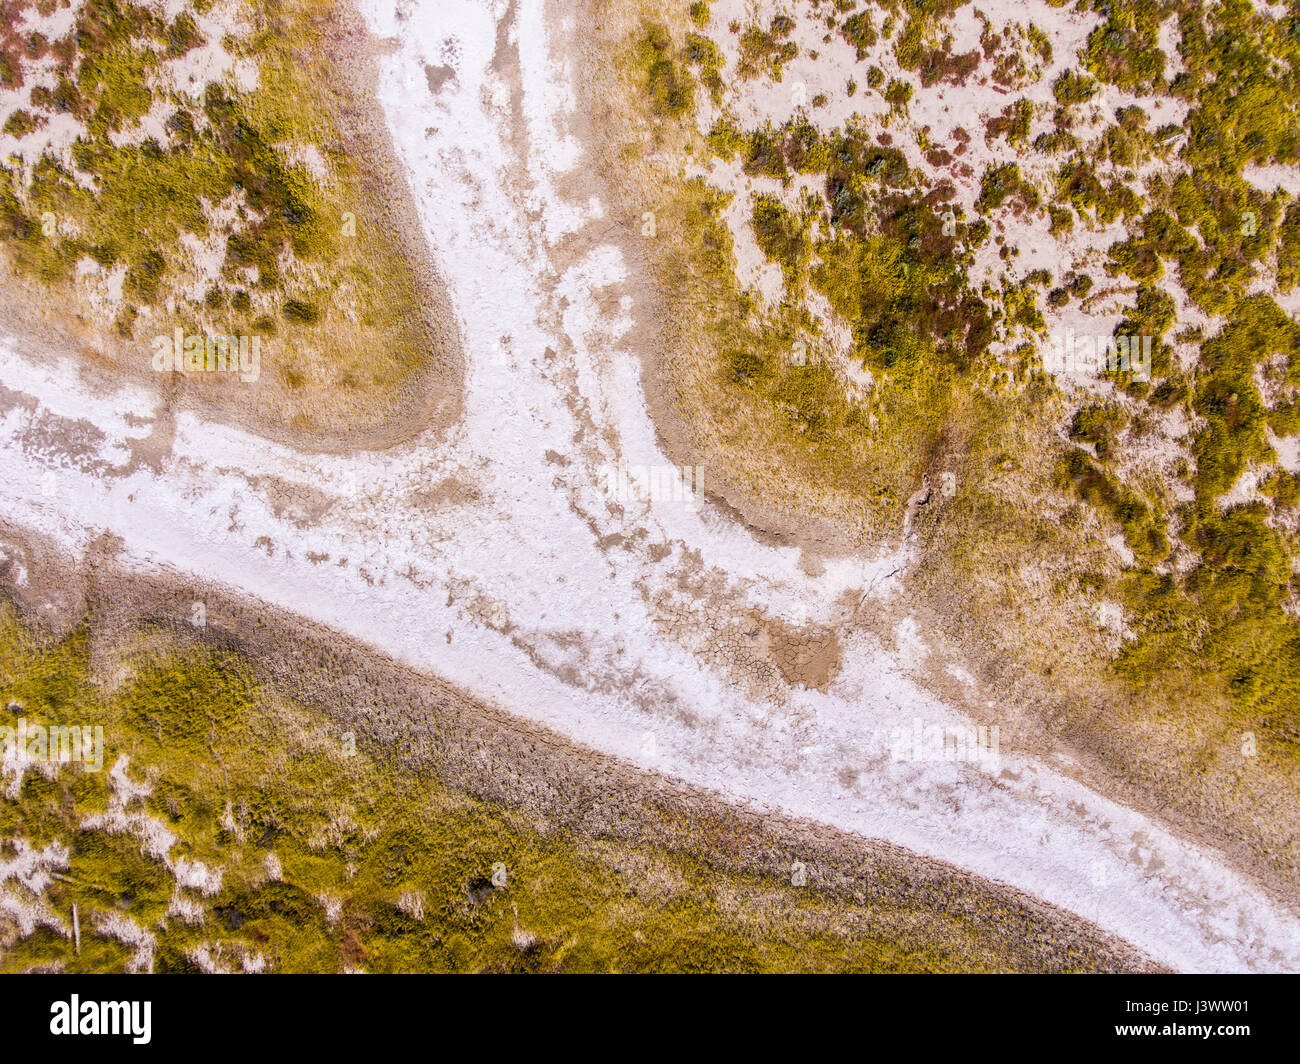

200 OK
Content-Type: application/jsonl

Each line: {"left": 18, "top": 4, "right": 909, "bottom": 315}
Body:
{"left": 636, "top": 25, "right": 695, "bottom": 117}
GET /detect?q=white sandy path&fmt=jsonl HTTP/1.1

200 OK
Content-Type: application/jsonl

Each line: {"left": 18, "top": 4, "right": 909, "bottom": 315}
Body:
{"left": 0, "top": 0, "right": 1296, "bottom": 972}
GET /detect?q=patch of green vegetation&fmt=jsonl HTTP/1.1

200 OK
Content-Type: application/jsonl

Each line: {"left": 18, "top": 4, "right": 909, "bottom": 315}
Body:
{"left": 1026, "top": 23, "right": 1053, "bottom": 64}
{"left": 1101, "top": 109, "right": 1152, "bottom": 168}
{"left": 1084, "top": 295, "right": 1300, "bottom": 740}
{"left": 1084, "top": 0, "right": 1167, "bottom": 93}
{"left": 1001, "top": 280, "right": 1045, "bottom": 333}
{"left": 282, "top": 298, "right": 319, "bottom": 325}
{"left": 1052, "top": 155, "right": 1139, "bottom": 225}
{"left": 652, "top": 168, "right": 967, "bottom": 528}
{"left": 884, "top": 78, "right": 912, "bottom": 111}
{"left": 893, "top": 16, "right": 926, "bottom": 71}
{"left": 1278, "top": 203, "right": 1300, "bottom": 293}
{"left": 913, "top": 38, "right": 980, "bottom": 87}
{"left": 1034, "top": 126, "right": 1079, "bottom": 155}
{"left": 2, "top": 108, "right": 43, "bottom": 136}
{"left": 1047, "top": 204, "right": 1074, "bottom": 235}
{"left": 706, "top": 114, "right": 746, "bottom": 158}
{"left": 1069, "top": 402, "right": 1129, "bottom": 462}
{"left": 736, "top": 15, "right": 798, "bottom": 81}
{"left": 1262, "top": 468, "right": 1300, "bottom": 509}
{"left": 978, "top": 162, "right": 1040, "bottom": 213}
{"left": 839, "top": 11, "right": 877, "bottom": 59}
{"left": 739, "top": 127, "right": 785, "bottom": 180}
{"left": 988, "top": 98, "right": 1034, "bottom": 145}
{"left": 1053, "top": 67, "right": 1097, "bottom": 105}
{"left": 78, "top": 43, "right": 155, "bottom": 134}
{"left": 815, "top": 167, "right": 990, "bottom": 373}
{"left": 1117, "top": 501, "right": 1300, "bottom": 742}
{"left": 1054, "top": 445, "right": 1170, "bottom": 562}
{"left": 750, "top": 193, "right": 808, "bottom": 285}
{"left": 636, "top": 23, "right": 695, "bottom": 117}
{"left": 684, "top": 32, "right": 724, "bottom": 102}
{"left": 1190, "top": 297, "right": 1300, "bottom": 504}
{"left": 1108, "top": 0, "right": 1300, "bottom": 317}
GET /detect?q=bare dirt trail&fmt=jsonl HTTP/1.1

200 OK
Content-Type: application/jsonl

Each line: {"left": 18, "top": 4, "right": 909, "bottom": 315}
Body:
{"left": 0, "top": 0, "right": 1297, "bottom": 971}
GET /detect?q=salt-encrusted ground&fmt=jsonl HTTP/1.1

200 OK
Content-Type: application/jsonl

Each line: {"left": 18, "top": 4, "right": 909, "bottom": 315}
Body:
{"left": 0, "top": 0, "right": 1298, "bottom": 971}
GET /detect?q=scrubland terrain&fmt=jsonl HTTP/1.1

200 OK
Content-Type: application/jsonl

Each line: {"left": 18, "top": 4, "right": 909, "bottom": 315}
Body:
{"left": 586, "top": 0, "right": 1300, "bottom": 897}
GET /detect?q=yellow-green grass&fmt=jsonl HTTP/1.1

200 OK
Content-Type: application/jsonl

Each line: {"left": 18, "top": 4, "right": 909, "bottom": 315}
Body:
{"left": 0, "top": 0, "right": 451, "bottom": 439}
